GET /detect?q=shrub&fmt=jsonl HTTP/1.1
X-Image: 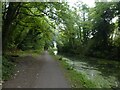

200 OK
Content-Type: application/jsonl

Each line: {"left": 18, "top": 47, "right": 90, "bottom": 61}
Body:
{"left": 2, "top": 56, "right": 15, "bottom": 80}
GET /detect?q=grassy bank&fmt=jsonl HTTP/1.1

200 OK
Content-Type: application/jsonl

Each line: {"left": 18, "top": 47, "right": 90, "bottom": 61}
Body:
{"left": 2, "top": 50, "right": 41, "bottom": 81}
{"left": 55, "top": 55, "right": 96, "bottom": 88}
{"left": 5, "top": 50, "right": 41, "bottom": 57}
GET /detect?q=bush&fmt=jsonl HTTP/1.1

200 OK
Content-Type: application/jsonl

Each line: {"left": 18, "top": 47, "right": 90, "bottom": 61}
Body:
{"left": 2, "top": 56, "right": 15, "bottom": 80}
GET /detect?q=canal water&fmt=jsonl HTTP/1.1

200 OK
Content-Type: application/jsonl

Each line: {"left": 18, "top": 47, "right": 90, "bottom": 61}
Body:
{"left": 62, "top": 55, "right": 120, "bottom": 88}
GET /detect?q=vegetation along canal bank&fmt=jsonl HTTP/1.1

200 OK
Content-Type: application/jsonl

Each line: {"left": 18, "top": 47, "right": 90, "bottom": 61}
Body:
{"left": 56, "top": 55, "right": 120, "bottom": 88}
{"left": 2, "top": 1, "right": 120, "bottom": 88}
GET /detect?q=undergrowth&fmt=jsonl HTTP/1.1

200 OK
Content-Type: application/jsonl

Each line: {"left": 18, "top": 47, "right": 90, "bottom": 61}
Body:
{"left": 2, "top": 56, "right": 15, "bottom": 80}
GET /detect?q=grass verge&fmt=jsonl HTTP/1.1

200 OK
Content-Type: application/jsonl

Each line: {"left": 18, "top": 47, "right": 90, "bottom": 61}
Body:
{"left": 55, "top": 55, "right": 96, "bottom": 88}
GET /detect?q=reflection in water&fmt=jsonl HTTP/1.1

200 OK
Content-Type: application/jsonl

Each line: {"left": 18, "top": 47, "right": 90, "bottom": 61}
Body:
{"left": 65, "top": 57, "right": 120, "bottom": 88}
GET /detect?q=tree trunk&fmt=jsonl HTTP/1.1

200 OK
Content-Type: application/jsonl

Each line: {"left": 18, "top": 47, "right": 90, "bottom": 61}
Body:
{"left": 2, "top": 2, "right": 21, "bottom": 52}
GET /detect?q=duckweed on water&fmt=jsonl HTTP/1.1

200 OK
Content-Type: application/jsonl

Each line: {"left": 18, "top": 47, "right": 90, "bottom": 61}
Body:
{"left": 57, "top": 55, "right": 120, "bottom": 88}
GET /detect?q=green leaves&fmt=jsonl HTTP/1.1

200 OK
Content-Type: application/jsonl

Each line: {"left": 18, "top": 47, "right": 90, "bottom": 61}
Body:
{"left": 2, "top": 2, "right": 120, "bottom": 60}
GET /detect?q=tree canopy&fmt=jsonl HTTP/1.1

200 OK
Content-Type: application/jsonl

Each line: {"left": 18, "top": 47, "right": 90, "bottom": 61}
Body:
{"left": 2, "top": 2, "right": 120, "bottom": 60}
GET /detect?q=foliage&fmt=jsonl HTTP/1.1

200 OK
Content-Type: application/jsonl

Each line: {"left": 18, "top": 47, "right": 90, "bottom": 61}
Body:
{"left": 57, "top": 2, "right": 120, "bottom": 60}
{"left": 2, "top": 2, "right": 120, "bottom": 88}
{"left": 2, "top": 56, "right": 15, "bottom": 80}
{"left": 2, "top": 2, "right": 120, "bottom": 61}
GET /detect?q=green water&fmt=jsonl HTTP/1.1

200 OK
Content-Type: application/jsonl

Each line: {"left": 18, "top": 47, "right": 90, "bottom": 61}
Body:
{"left": 63, "top": 56, "right": 120, "bottom": 88}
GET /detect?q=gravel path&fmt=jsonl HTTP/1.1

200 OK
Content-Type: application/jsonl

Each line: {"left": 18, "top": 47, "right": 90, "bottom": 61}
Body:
{"left": 3, "top": 52, "right": 70, "bottom": 88}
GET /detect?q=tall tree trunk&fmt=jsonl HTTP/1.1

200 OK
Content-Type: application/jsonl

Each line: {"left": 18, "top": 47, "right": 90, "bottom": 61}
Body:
{"left": 2, "top": 2, "right": 21, "bottom": 52}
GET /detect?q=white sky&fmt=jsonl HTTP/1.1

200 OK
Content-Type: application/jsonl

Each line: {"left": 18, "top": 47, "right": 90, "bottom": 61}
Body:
{"left": 68, "top": 0, "right": 113, "bottom": 7}
{"left": 112, "top": 16, "right": 118, "bottom": 23}
{"left": 68, "top": 0, "right": 95, "bottom": 7}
